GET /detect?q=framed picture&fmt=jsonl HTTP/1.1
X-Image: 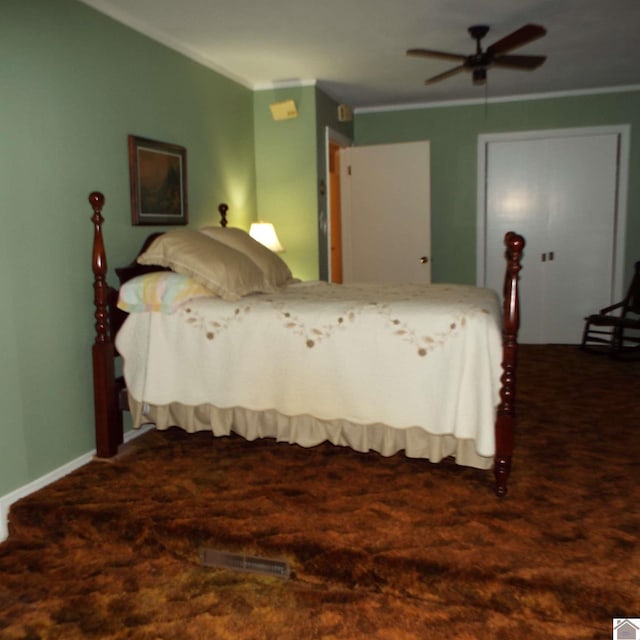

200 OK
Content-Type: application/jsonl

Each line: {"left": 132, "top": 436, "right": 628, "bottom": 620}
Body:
{"left": 128, "top": 135, "right": 188, "bottom": 225}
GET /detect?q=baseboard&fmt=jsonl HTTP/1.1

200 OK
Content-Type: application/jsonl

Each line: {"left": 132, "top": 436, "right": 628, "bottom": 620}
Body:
{"left": 0, "top": 425, "right": 154, "bottom": 543}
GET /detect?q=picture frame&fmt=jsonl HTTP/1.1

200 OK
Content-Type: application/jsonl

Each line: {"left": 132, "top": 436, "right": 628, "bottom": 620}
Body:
{"left": 128, "top": 135, "right": 188, "bottom": 225}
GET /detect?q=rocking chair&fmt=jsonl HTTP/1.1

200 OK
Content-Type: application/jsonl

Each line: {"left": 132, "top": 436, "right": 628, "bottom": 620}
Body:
{"left": 581, "top": 261, "right": 640, "bottom": 359}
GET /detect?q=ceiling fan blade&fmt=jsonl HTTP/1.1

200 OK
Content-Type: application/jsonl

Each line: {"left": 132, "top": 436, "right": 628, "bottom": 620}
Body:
{"left": 487, "top": 24, "right": 546, "bottom": 56}
{"left": 407, "top": 48, "right": 467, "bottom": 62}
{"left": 425, "top": 65, "right": 466, "bottom": 85}
{"left": 492, "top": 54, "right": 547, "bottom": 70}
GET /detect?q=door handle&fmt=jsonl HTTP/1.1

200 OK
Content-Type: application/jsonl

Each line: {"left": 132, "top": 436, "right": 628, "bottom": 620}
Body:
{"left": 419, "top": 256, "right": 429, "bottom": 264}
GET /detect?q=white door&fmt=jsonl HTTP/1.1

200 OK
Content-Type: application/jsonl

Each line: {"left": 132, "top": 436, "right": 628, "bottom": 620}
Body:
{"left": 340, "top": 141, "right": 431, "bottom": 283}
{"left": 480, "top": 128, "right": 628, "bottom": 344}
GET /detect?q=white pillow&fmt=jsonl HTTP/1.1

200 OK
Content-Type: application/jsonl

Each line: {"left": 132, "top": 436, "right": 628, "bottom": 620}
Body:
{"left": 199, "top": 226, "right": 296, "bottom": 288}
{"left": 137, "top": 229, "right": 274, "bottom": 301}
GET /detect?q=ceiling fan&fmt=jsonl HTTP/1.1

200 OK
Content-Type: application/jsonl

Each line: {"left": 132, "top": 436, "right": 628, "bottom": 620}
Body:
{"left": 407, "top": 23, "right": 547, "bottom": 86}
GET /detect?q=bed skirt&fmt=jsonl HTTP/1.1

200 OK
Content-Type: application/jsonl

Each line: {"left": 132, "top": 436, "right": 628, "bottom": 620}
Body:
{"left": 129, "top": 397, "right": 494, "bottom": 470}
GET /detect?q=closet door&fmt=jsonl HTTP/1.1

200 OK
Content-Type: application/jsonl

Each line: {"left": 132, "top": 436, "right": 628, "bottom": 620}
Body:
{"left": 483, "top": 130, "right": 622, "bottom": 344}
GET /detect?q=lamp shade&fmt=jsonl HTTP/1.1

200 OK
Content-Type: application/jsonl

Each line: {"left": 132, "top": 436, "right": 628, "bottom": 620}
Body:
{"left": 249, "top": 222, "right": 284, "bottom": 252}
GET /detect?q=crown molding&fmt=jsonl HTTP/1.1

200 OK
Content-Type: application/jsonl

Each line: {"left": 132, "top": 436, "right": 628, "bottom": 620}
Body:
{"left": 355, "top": 84, "right": 640, "bottom": 114}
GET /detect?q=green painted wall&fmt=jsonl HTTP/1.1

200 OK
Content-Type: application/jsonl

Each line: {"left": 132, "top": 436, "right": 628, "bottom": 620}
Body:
{"left": 0, "top": 0, "right": 256, "bottom": 495}
{"left": 253, "top": 86, "right": 352, "bottom": 281}
{"left": 354, "top": 92, "right": 640, "bottom": 287}
{"left": 253, "top": 86, "right": 320, "bottom": 281}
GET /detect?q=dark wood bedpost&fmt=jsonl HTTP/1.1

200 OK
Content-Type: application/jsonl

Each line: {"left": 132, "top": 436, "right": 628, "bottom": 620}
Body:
{"left": 90, "top": 191, "right": 122, "bottom": 458}
{"left": 494, "top": 231, "right": 525, "bottom": 497}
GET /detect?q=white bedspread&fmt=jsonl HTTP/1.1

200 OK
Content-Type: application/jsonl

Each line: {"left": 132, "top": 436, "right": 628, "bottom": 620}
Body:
{"left": 116, "top": 281, "right": 503, "bottom": 468}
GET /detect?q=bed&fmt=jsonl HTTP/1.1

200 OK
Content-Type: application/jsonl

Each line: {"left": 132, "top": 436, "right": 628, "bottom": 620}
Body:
{"left": 89, "top": 191, "right": 525, "bottom": 496}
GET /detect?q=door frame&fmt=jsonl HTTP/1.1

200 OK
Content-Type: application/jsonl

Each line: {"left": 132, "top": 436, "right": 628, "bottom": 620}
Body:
{"left": 324, "top": 126, "right": 352, "bottom": 282}
{"left": 476, "top": 125, "right": 630, "bottom": 301}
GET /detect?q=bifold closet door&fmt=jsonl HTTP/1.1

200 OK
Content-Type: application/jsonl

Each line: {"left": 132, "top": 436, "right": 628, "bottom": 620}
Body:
{"left": 484, "top": 132, "right": 620, "bottom": 344}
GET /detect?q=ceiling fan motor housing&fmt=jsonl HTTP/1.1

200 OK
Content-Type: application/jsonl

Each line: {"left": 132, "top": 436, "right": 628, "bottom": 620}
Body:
{"left": 468, "top": 25, "right": 491, "bottom": 83}
{"left": 473, "top": 68, "right": 487, "bottom": 85}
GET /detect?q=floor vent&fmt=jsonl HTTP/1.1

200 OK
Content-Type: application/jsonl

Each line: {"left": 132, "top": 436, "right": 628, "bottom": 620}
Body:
{"left": 200, "top": 548, "right": 291, "bottom": 579}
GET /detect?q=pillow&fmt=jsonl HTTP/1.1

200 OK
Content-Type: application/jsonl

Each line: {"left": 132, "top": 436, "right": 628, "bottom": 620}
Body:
{"left": 137, "top": 229, "right": 274, "bottom": 301}
{"left": 118, "top": 272, "right": 214, "bottom": 314}
{"left": 199, "top": 226, "right": 296, "bottom": 288}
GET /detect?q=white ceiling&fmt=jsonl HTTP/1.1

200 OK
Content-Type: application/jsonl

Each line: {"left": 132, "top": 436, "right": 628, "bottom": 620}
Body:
{"left": 81, "top": 0, "right": 640, "bottom": 110}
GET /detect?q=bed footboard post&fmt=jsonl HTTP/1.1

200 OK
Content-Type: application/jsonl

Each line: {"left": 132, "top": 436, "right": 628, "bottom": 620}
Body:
{"left": 90, "top": 192, "right": 122, "bottom": 458}
{"left": 494, "top": 231, "right": 525, "bottom": 497}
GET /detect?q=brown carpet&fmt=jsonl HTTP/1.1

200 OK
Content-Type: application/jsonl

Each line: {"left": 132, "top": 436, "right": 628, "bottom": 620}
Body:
{"left": 0, "top": 346, "right": 638, "bottom": 639}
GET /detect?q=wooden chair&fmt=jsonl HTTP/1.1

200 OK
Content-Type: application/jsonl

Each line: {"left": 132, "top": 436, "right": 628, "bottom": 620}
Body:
{"left": 581, "top": 261, "right": 640, "bottom": 359}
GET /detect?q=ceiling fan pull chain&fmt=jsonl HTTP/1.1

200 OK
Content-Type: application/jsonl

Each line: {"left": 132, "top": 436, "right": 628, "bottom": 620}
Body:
{"left": 484, "top": 77, "right": 489, "bottom": 118}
